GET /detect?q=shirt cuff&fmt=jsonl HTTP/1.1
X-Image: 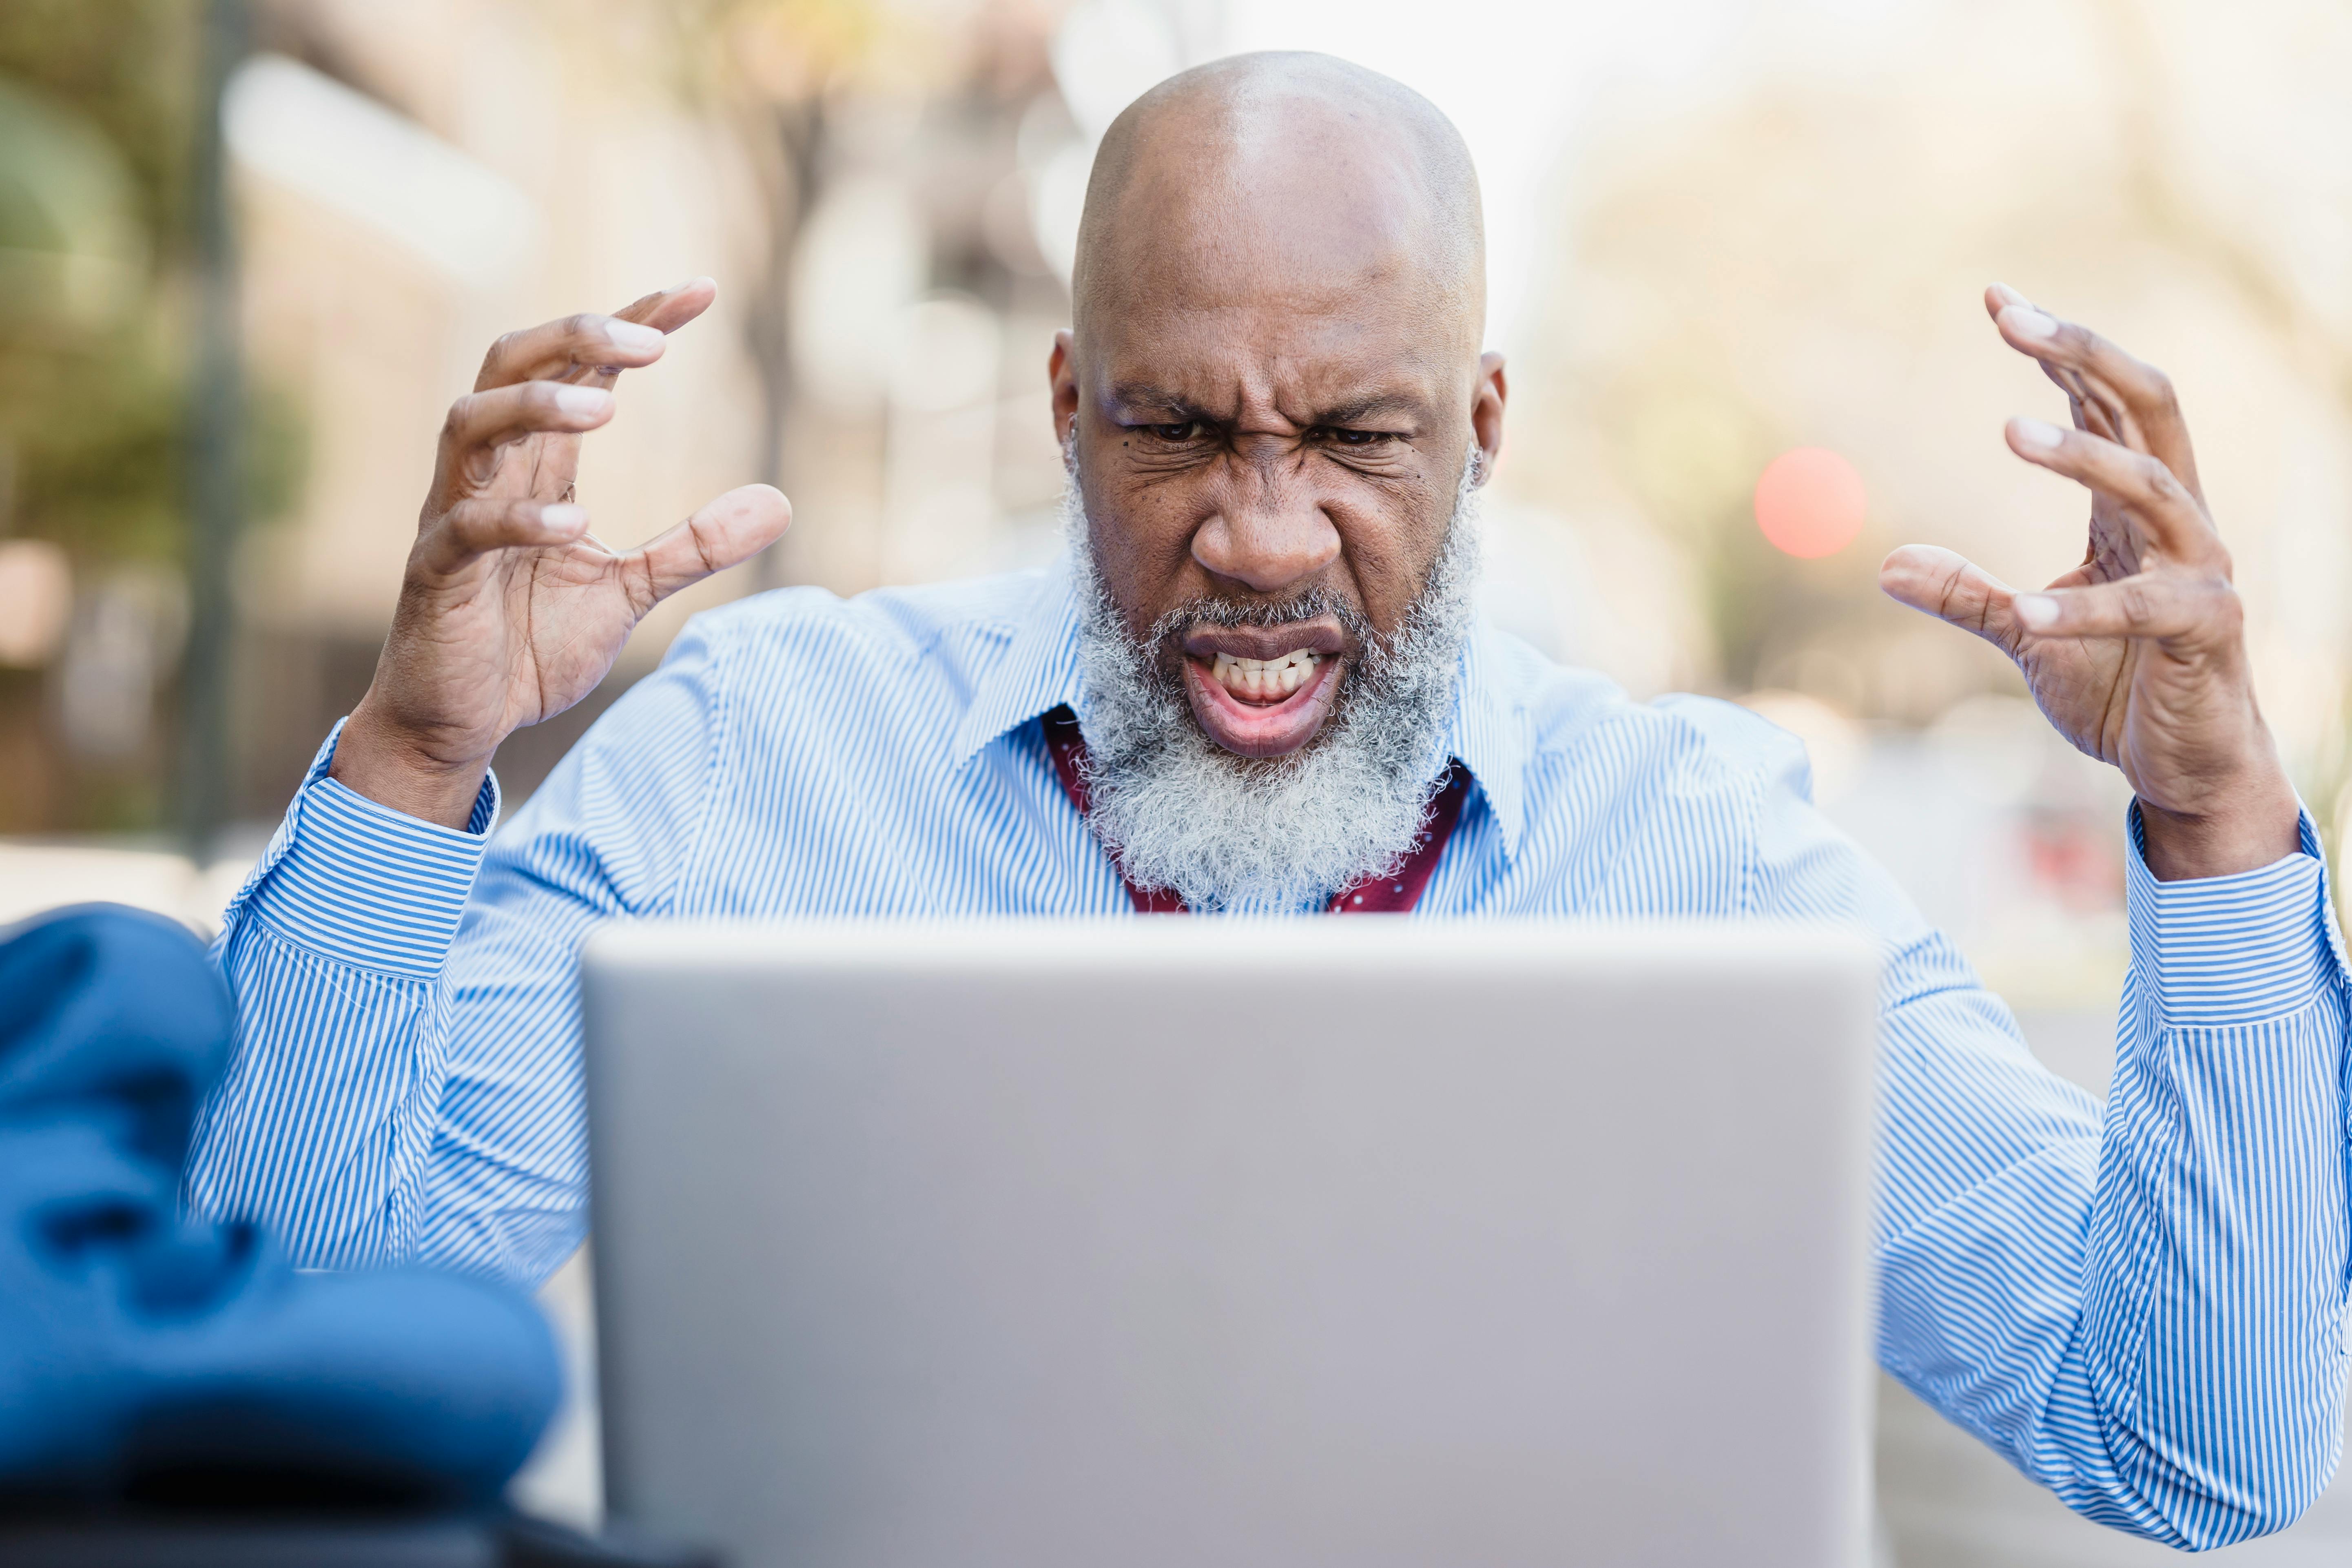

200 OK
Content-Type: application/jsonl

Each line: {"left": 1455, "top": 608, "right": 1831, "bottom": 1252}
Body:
{"left": 2126, "top": 801, "right": 2348, "bottom": 1028}
{"left": 234, "top": 718, "right": 502, "bottom": 981}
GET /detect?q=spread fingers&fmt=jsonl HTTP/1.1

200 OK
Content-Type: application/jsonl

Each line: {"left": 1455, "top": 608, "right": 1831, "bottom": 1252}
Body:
{"left": 1983, "top": 283, "right": 2202, "bottom": 498}
{"left": 445, "top": 380, "right": 612, "bottom": 447}
{"left": 418, "top": 498, "right": 594, "bottom": 576}
{"left": 474, "top": 312, "right": 669, "bottom": 392}
{"left": 1879, "top": 543, "right": 2025, "bottom": 657}
{"left": 2010, "top": 573, "right": 2232, "bottom": 643}
{"left": 2004, "top": 417, "right": 2218, "bottom": 563}
{"left": 607, "top": 275, "right": 717, "bottom": 336}
{"left": 433, "top": 381, "right": 613, "bottom": 496}
{"left": 617, "top": 485, "right": 793, "bottom": 616}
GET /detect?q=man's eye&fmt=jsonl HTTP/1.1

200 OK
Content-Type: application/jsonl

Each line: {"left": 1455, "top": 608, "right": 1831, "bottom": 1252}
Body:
{"left": 1325, "top": 428, "right": 1392, "bottom": 447}
{"left": 1150, "top": 421, "right": 1200, "bottom": 442}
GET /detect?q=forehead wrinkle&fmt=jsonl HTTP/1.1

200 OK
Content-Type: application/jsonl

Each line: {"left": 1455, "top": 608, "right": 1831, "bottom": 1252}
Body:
{"left": 1100, "top": 295, "right": 1455, "bottom": 397}
{"left": 1102, "top": 362, "right": 1441, "bottom": 434}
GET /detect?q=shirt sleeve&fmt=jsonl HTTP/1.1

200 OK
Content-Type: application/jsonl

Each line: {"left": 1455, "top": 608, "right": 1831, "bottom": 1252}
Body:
{"left": 1749, "top": 745, "right": 2352, "bottom": 1549}
{"left": 187, "top": 620, "right": 735, "bottom": 1283}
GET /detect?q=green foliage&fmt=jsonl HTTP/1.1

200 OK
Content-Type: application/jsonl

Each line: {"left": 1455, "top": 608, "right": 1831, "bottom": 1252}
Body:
{"left": 0, "top": 1, "right": 306, "bottom": 833}
{"left": 0, "top": 3, "right": 301, "bottom": 563}
{"left": 2, "top": 322, "right": 183, "bottom": 561}
{"left": 0, "top": 0, "right": 194, "bottom": 250}
{"left": 0, "top": 2, "right": 193, "bottom": 563}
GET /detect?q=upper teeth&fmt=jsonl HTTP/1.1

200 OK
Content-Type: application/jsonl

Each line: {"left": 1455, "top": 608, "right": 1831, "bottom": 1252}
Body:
{"left": 1211, "top": 649, "right": 1321, "bottom": 700}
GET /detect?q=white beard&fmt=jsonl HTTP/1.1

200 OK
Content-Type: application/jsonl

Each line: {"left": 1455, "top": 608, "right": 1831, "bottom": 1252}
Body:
{"left": 1066, "top": 455, "right": 1482, "bottom": 912}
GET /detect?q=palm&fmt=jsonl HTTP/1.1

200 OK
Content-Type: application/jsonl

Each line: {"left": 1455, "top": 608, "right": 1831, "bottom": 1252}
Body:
{"left": 2007, "top": 501, "right": 2139, "bottom": 770}
{"left": 449, "top": 534, "right": 645, "bottom": 742}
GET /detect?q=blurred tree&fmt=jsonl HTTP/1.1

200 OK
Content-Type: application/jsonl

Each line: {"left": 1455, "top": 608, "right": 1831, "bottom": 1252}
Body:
{"left": 653, "top": 0, "right": 1021, "bottom": 575}
{"left": 661, "top": 0, "right": 894, "bottom": 528}
{"left": 0, "top": 3, "right": 189, "bottom": 567}
{"left": 0, "top": 0, "right": 300, "bottom": 833}
{"left": 1531, "top": 2, "right": 2352, "bottom": 738}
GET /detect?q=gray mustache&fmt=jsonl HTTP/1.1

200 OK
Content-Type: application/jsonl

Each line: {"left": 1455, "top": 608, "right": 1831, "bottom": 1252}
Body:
{"left": 1149, "top": 590, "right": 1378, "bottom": 648}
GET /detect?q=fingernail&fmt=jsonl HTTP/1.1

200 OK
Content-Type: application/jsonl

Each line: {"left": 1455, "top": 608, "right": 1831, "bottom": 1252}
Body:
{"left": 2010, "top": 416, "right": 2065, "bottom": 450}
{"left": 2014, "top": 594, "right": 2059, "bottom": 630}
{"left": 602, "top": 319, "right": 663, "bottom": 352}
{"left": 2004, "top": 306, "right": 2059, "bottom": 341}
{"left": 666, "top": 276, "right": 709, "bottom": 293}
{"left": 540, "top": 503, "right": 587, "bottom": 530}
{"left": 1989, "top": 281, "right": 2029, "bottom": 307}
{"left": 555, "top": 385, "right": 612, "bottom": 416}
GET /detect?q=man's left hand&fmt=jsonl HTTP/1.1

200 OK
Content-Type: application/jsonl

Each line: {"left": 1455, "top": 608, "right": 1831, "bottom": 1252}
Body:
{"left": 1882, "top": 284, "right": 2301, "bottom": 882}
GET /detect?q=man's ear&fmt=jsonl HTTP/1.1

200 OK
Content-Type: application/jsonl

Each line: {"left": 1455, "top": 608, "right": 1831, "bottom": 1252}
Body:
{"left": 1471, "top": 351, "right": 1507, "bottom": 481}
{"left": 1050, "top": 330, "right": 1079, "bottom": 446}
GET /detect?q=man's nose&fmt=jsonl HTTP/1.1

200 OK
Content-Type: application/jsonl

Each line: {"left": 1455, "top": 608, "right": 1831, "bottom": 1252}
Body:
{"left": 1190, "top": 467, "right": 1342, "bottom": 596}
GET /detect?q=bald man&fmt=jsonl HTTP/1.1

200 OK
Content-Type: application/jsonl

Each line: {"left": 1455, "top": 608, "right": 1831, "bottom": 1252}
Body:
{"left": 191, "top": 54, "right": 2348, "bottom": 1550}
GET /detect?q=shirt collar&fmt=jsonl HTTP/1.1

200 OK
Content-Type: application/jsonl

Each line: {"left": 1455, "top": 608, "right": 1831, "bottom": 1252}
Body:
{"left": 1442, "top": 622, "right": 1528, "bottom": 862}
{"left": 950, "top": 552, "right": 1528, "bottom": 863}
{"left": 949, "top": 554, "right": 1089, "bottom": 770}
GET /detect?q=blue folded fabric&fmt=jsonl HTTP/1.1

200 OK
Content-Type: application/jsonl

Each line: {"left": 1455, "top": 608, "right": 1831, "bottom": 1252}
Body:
{"left": 0, "top": 904, "right": 561, "bottom": 1508}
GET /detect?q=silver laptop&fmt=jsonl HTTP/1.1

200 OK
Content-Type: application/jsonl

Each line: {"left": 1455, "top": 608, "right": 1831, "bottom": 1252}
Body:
{"left": 581, "top": 919, "right": 1878, "bottom": 1568}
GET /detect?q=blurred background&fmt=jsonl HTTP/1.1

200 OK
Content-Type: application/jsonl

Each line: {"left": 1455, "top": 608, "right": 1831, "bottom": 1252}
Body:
{"left": 4, "top": 0, "right": 2352, "bottom": 1562}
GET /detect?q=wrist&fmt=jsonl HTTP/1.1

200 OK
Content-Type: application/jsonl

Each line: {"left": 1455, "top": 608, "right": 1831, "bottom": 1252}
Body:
{"left": 329, "top": 701, "right": 496, "bottom": 832}
{"left": 2136, "top": 764, "right": 2303, "bottom": 883}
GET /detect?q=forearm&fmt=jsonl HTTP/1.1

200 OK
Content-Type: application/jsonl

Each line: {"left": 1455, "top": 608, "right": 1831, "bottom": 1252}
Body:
{"left": 2062, "top": 815, "right": 2348, "bottom": 1543}
{"left": 2040, "top": 990, "right": 2348, "bottom": 1546}
{"left": 186, "top": 722, "right": 496, "bottom": 1266}
{"left": 190, "top": 915, "right": 452, "bottom": 1265}
{"left": 1887, "top": 812, "right": 2352, "bottom": 1549}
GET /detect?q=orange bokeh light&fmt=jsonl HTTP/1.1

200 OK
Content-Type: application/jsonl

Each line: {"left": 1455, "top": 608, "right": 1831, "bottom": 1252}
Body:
{"left": 1752, "top": 447, "right": 1867, "bottom": 559}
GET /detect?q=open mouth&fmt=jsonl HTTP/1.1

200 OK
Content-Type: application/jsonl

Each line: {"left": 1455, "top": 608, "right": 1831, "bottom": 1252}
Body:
{"left": 1208, "top": 649, "right": 1325, "bottom": 703}
{"left": 1179, "top": 623, "right": 1351, "bottom": 758}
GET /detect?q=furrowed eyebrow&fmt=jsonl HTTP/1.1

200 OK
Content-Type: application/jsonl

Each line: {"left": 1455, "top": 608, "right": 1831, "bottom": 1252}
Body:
{"left": 1312, "top": 393, "right": 1424, "bottom": 427}
{"left": 1104, "top": 385, "right": 1214, "bottom": 421}
{"left": 1097, "top": 385, "right": 1427, "bottom": 427}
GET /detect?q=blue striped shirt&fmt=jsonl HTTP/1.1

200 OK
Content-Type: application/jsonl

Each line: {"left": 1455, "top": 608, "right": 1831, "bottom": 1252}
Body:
{"left": 188, "top": 557, "right": 2352, "bottom": 1548}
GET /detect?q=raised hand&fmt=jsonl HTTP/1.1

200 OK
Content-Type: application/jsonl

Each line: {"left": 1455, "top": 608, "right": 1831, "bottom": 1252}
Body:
{"left": 1880, "top": 284, "right": 2299, "bottom": 881}
{"left": 332, "top": 279, "right": 792, "bottom": 828}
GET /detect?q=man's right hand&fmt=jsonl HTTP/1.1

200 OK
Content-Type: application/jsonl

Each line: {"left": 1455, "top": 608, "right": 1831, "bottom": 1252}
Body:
{"left": 331, "top": 278, "right": 792, "bottom": 829}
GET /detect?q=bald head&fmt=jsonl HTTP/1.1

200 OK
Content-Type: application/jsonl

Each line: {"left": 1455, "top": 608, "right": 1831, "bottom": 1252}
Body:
{"left": 1072, "top": 52, "right": 1485, "bottom": 355}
